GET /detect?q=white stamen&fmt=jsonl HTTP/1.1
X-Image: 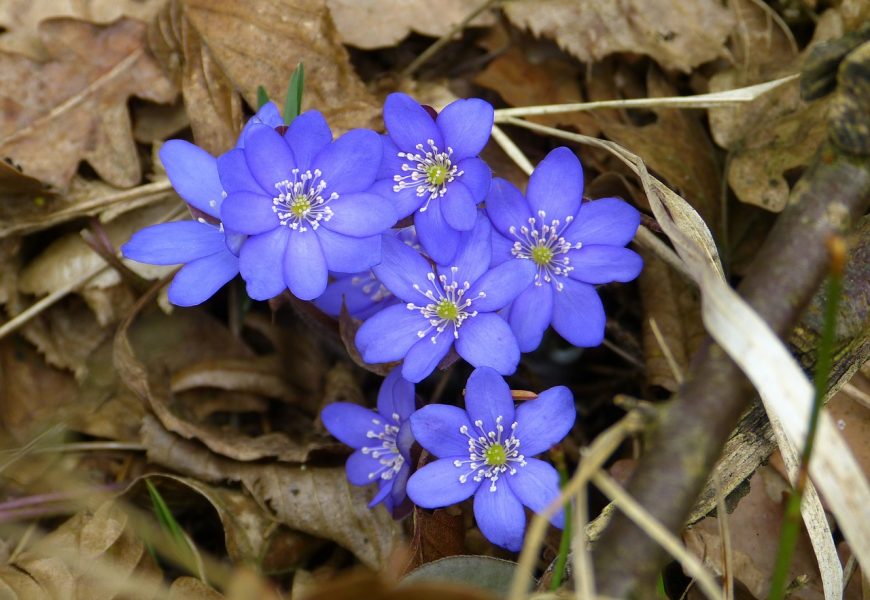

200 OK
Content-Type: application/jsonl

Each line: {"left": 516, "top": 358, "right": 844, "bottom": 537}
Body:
{"left": 510, "top": 211, "right": 581, "bottom": 291}
{"left": 392, "top": 139, "right": 463, "bottom": 211}
{"left": 405, "top": 266, "right": 484, "bottom": 342}
{"left": 272, "top": 168, "right": 337, "bottom": 232}
{"left": 453, "top": 416, "right": 525, "bottom": 491}
{"left": 361, "top": 413, "right": 405, "bottom": 481}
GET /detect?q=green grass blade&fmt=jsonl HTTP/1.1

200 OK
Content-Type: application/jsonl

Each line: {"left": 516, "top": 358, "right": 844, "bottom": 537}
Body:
{"left": 283, "top": 62, "right": 305, "bottom": 123}
{"left": 256, "top": 85, "right": 270, "bottom": 110}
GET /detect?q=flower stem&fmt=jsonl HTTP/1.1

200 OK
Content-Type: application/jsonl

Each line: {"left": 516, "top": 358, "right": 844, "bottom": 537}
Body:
{"left": 767, "top": 236, "right": 845, "bottom": 600}
{"left": 549, "top": 445, "right": 572, "bottom": 590}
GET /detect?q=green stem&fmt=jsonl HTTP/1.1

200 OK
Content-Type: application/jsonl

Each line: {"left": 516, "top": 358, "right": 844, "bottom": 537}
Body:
{"left": 767, "top": 239, "right": 844, "bottom": 600}
{"left": 549, "top": 446, "right": 572, "bottom": 590}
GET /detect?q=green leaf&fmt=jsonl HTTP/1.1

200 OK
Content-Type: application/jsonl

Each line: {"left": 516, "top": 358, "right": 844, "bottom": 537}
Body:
{"left": 146, "top": 479, "right": 187, "bottom": 547}
{"left": 256, "top": 85, "right": 270, "bottom": 110}
{"left": 283, "top": 62, "right": 305, "bottom": 124}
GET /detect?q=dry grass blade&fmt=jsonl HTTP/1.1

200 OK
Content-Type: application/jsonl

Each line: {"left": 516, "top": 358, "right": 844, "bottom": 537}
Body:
{"left": 572, "top": 485, "right": 595, "bottom": 600}
{"left": 508, "top": 411, "right": 649, "bottom": 600}
{"left": 492, "top": 75, "right": 798, "bottom": 120}
{"left": 590, "top": 470, "right": 723, "bottom": 600}
{"left": 712, "top": 470, "right": 734, "bottom": 600}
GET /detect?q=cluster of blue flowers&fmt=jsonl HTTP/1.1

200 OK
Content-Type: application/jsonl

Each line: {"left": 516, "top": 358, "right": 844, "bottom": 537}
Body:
{"left": 123, "top": 93, "right": 642, "bottom": 551}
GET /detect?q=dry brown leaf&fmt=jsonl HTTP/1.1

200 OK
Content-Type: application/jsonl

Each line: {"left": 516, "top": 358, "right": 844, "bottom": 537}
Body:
{"left": 140, "top": 417, "right": 402, "bottom": 570}
{"left": 326, "top": 0, "right": 495, "bottom": 49}
{"left": 590, "top": 67, "right": 723, "bottom": 233}
{"left": 684, "top": 467, "right": 826, "bottom": 600}
{"left": 0, "top": 0, "right": 167, "bottom": 59}
{"left": 169, "top": 577, "right": 225, "bottom": 600}
{"left": 637, "top": 248, "right": 705, "bottom": 392}
{"left": 709, "top": 7, "right": 846, "bottom": 211}
{"left": 402, "top": 507, "right": 467, "bottom": 575}
{"left": 504, "top": 0, "right": 734, "bottom": 73}
{"left": 149, "top": 0, "right": 380, "bottom": 156}
{"left": 474, "top": 44, "right": 600, "bottom": 136}
{"left": 0, "top": 18, "right": 176, "bottom": 192}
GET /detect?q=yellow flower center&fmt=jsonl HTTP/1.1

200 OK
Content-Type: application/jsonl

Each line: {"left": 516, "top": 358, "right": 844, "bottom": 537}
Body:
{"left": 435, "top": 299, "right": 459, "bottom": 321}
{"left": 426, "top": 164, "right": 449, "bottom": 185}
{"left": 531, "top": 244, "right": 554, "bottom": 266}
{"left": 290, "top": 197, "right": 311, "bottom": 218}
{"left": 484, "top": 443, "right": 507, "bottom": 466}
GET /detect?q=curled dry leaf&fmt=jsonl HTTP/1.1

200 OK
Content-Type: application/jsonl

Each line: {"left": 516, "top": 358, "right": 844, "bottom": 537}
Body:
{"left": 504, "top": 0, "right": 734, "bottom": 73}
{"left": 326, "top": 0, "right": 495, "bottom": 50}
{"left": 0, "top": 17, "right": 176, "bottom": 192}
{"left": 149, "top": 0, "right": 380, "bottom": 156}
{"left": 140, "top": 417, "right": 402, "bottom": 570}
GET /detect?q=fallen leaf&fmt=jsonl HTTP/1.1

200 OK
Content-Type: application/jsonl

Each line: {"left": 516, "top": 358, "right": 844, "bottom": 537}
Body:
{"left": 637, "top": 247, "right": 705, "bottom": 392}
{"left": 684, "top": 467, "right": 826, "bottom": 600}
{"left": 504, "top": 0, "right": 734, "bottom": 73}
{"left": 169, "top": 577, "right": 224, "bottom": 600}
{"left": 326, "top": 0, "right": 495, "bottom": 49}
{"left": 402, "top": 507, "right": 466, "bottom": 575}
{"left": 149, "top": 0, "right": 380, "bottom": 156}
{"left": 0, "top": 0, "right": 166, "bottom": 59}
{"left": 0, "top": 17, "right": 176, "bottom": 191}
{"left": 140, "top": 417, "right": 403, "bottom": 570}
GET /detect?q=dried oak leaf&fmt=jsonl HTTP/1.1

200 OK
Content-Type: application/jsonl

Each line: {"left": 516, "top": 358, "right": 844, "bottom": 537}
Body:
{"left": 325, "top": 0, "right": 495, "bottom": 49}
{"left": 149, "top": 0, "right": 380, "bottom": 156}
{"left": 0, "top": 0, "right": 166, "bottom": 59}
{"left": 504, "top": 0, "right": 734, "bottom": 73}
{"left": 0, "top": 17, "right": 176, "bottom": 192}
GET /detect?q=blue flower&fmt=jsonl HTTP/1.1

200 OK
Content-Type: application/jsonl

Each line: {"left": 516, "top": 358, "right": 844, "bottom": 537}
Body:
{"left": 321, "top": 369, "right": 416, "bottom": 517}
{"left": 355, "top": 213, "right": 535, "bottom": 383}
{"left": 122, "top": 140, "right": 241, "bottom": 306}
{"left": 370, "top": 93, "right": 494, "bottom": 265}
{"left": 314, "top": 227, "right": 420, "bottom": 320}
{"left": 406, "top": 367, "right": 574, "bottom": 551}
{"left": 218, "top": 110, "right": 397, "bottom": 301}
{"left": 486, "top": 147, "right": 643, "bottom": 351}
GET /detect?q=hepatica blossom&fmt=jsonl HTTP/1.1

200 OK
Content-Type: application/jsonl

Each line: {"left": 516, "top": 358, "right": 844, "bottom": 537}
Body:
{"left": 321, "top": 369, "right": 416, "bottom": 517}
{"left": 486, "top": 147, "right": 643, "bottom": 351}
{"left": 122, "top": 140, "right": 241, "bottom": 306}
{"left": 355, "top": 213, "right": 535, "bottom": 383}
{"left": 407, "top": 367, "right": 574, "bottom": 551}
{"left": 218, "top": 110, "right": 397, "bottom": 301}
{"left": 370, "top": 93, "right": 494, "bottom": 264}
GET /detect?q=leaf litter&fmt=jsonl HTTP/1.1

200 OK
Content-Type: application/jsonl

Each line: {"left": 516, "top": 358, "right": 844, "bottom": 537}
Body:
{"left": 0, "top": 0, "right": 867, "bottom": 598}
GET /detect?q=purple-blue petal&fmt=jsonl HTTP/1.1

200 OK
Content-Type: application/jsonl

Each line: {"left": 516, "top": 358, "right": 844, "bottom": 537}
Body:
{"left": 415, "top": 201, "right": 460, "bottom": 265}
{"left": 439, "top": 182, "right": 478, "bottom": 231}
{"left": 377, "top": 134, "right": 406, "bottom": 180}
{"left": 368, "top": 478, "right": 394, "bottom": 507}
{"left": 514, "top": 386, "right": 575, "bottom": 457}
{"left": 455, "top": 314, "right": 520, "bottom": 376}
{"left": 490, "top": 230, "right": 514, "bottom": 266}
{"left": 160, "top": 140, "right": 223, "bottom": 219}
{"left": 316, "top": 129, "right": 382, "bottom": 194}
{"left": 122, "top": 221, "right": 226, "bottom": 265}
{"left": 563, "top": 198, "right": 641, "bottom": 246}
{"left": 166, "top": 249, "right": 238, "bottom": 307}
{"left": 507, "top": 458, "right": 565, "bottom": 528}
{"left": 406, "top": 458, "right": 478, "bottom": 509}
{"left": 317, "top": 228, "right": 382, "bottom": 273}
{"left": 463, "top": 366, "right": 515, "bottom": 432}
{"left": 468, "top": 259, "right": 536, "bottom": 312}
{"left": 436, "top": 98, "right": 494, "bottom": 161}
{"left": 217, "top": 148, "right": 264, "bottom": 195}
{"left": 396, "top": 421, "right": 415, "bottom": 462}
{"left": 457, "top": 157, "right": 492, "bottom": 202}
{"left": 551, "top": 278, "right": 605, "bottom": 347}
{"left": 369, "top": 178, "right": 424, "bottom": 220}
{"left": 314, "top": 273, "right": 385, "bottom": 318}
{"left": 284, "top": 110, "right": 332, "bottom": 170}
{"left": 372, "top": 234, "right": 436, "bottom": 304}
{"left": 509, "top": 283, "right": 553, "bottom": 353}
{"left": 526, "top": 147, "right": 583, "bottom": 222}
{"left": 283, "top": 229, "right": 327, "bottom": 300}
{"left": 401, "top": 331, "right": 453, "bottom": 383}
{"left": 322, "top": 192, "right": 396, "bottom": 236}
{"left": 220, "top": 191, "right": 279, "bottom": 234}
{"left": 485, "top": 177, "right": 532, "bottom": 239}
{"left": 322, "top": 402, "right": 382, "bottom": 448}
{"left": 441, "top": 212, "right": 491, "bottom": 284}
{"left": 237, "top": 102, "right": 283, "bottom": 148}
{"left": 346, "top": 449, "right": 384, "bottom": 486}
{"left": 473, "top": 480, "right": 525, "bottom": 551}
{"left": 243, "top": 125, "right": 295, "bottom": 192}
{"left": 239, "top": 227, "right": 289, "bottom": 301}
{"left": 390, "top": 462, "right": 411, "bottom": 507}
{"left": 384, "top": 93, "right": 442, "bottom": 151}
{"left": 410, "top": 404, "right": 475, "bottom": 458}
{"left": 356, "top": 304, "right": 427, "bottom": 364}
{"left": 567, "top": 246, "right": 643, "bottom": 284}
{"left": 377, "top": 368, "right": 416, "bottom": 420}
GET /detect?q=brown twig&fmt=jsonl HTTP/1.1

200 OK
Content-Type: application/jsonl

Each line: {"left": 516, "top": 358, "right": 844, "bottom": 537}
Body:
{"left": 591, "top": 143, "right": 870, "bottom": 596}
